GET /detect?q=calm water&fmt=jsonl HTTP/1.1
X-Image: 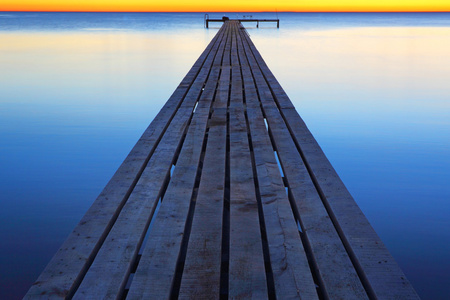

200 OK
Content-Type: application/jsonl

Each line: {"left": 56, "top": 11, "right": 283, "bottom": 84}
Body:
{"left": 0, "top": 12, "right": 449, "bottom": 299}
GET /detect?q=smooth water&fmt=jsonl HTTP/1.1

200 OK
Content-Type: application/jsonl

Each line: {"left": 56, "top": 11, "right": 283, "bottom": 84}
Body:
{"left": 0, "top": 12, "right": 449, "bottom": 299}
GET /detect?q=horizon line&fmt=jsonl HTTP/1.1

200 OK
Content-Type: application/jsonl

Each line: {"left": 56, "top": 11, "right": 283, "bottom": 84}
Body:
{"left": 2, "top": 10, "right": 450, "bottom": 13}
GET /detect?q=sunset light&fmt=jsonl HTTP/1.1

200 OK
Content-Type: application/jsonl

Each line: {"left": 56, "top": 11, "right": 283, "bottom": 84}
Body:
{"left": 1, "top": 0, "right": 450, "bottom": 12}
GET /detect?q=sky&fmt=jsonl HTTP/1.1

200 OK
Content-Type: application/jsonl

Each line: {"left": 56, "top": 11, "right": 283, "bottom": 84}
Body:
{"left": 1, "top": 0, "right": 450, "bottom": 12}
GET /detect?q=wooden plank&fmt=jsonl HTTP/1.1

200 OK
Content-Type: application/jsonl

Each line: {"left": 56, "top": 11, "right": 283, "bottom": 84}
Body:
{"left": 281, "top": 107, "right": 420, "bottom": 299}
{"left": 239, "top": 24, "right": 420, "bottom": 299}
{"left": 235, "top": 27, "right": 319, "bottom": 299}
{"left": 238, "top": 24, "right": 368, "bottom": 299}
{"left": 125, "top": 94, "right": 211, "bottom": 299}
{"left": 124, "top": 24, "right": 229, "bottom": 300}
{"left": 24, "top": 25, "right": 227, "bottom": 300}
{"left": 228, "top": 21, "right": 268, "bottom": 299}
{"left": 178, "top": 25, "right": 231, "bottom": 299}
{"left": 71, "top": 27, "right": 228, "bottom": 299}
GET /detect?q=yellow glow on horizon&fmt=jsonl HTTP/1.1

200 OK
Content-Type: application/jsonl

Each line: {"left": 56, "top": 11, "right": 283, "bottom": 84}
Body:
{"left": 1, "top": 0, "right": 450, "bottom": 12}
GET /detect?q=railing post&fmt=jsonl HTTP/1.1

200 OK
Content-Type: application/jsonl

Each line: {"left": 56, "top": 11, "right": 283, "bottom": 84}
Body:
{"left": 204, "top": 13, "right": 209, "bottom": 28}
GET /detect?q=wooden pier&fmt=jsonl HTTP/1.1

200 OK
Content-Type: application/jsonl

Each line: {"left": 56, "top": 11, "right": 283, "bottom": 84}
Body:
{"left": 26, "top": 21, "right": 419, "bottom": 299}
{"left": 205, "top": 16, "right": 280, "bottom": 28}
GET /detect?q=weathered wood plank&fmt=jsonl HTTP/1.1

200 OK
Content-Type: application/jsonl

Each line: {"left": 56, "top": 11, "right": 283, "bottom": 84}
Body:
{"left": 125, "top": 96, "right": 210, "bottom": 300}
{"left": 238, "top": 24, "right": 368, "bottom": 299}
{"left": 124, "top": 26, "right": 229, "bottom": 300}
{"left": 228, "top": 22, "right": 268, "bottom": 299}
{"left": 239, "top": 24, "right": 419, "bottom": 299}
{"left": 71, "top": 27, "right": 228, "bottom": 299}
{"left": 24, "top": 25, "right": 227, "bottom": 300}
{"left": 236, "top": 28, "right": 319, "bottom": 300}
{"left": 178, "top": 25, "right": 231, "bottom": 299}
{"left": 281, "top": 107, "right": 420, "bottom": 299}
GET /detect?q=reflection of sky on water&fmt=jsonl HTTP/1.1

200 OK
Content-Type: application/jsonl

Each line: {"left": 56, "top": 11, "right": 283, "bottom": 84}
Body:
{"left": 250, "top": 23, "right": 450, "bottom": 299}
{"left": 0, "top": 25, "right": 215, "bottom": 298}
{"left": 0, "top": 13, "right": 449, "bottom": 299}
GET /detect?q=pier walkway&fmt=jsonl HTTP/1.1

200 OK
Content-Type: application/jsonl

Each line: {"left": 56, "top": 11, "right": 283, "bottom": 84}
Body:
{"left": 26, "top": 21, "right": 419, "bottom": 299}
{"left": 205, "top": 17, "right": 280, "bottom": 28}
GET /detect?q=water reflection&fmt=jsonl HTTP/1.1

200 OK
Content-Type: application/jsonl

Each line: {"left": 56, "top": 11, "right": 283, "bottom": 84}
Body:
{"left": 0, "top": 25, "right": 216, "bottom": 299}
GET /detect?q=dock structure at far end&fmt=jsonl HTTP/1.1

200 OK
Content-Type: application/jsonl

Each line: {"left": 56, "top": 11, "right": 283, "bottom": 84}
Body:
{"left": 26, "top": 21, "right": 419, "bottom": 299}
{"left": 205, "top": 15, "right": 280, "bottom": 28}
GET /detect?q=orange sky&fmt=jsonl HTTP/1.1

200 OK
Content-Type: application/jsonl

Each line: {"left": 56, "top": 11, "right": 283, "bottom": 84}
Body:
{"left": 1, "top": 0, "right": 449, "bottom": 12}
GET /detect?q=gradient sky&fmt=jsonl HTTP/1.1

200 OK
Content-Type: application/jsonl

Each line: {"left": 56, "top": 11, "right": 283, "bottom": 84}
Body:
{"left": 1, "top": 0, "right": 450, "bottom": 12}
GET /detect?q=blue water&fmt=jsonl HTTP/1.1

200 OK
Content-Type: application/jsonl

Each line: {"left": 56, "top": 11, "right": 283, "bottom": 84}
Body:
{"left": 1, "top": 12, "right": 449, "bottom": 299}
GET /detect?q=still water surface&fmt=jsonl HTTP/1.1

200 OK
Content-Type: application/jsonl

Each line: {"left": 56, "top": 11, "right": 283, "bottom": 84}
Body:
{"left": 0, "top": 12, "right": 449, "bottom": 299}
